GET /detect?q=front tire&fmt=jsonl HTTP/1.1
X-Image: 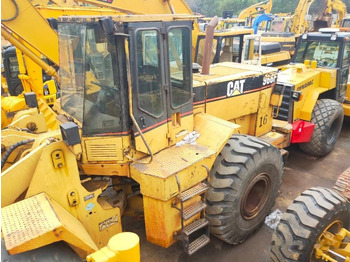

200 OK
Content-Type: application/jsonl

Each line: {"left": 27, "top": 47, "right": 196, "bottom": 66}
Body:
{"left": 299, "top": 99, "right": 343, "bottom": 156}
{"left": 206, "top": 135, "right": 283, "bottom": 244}
{"left": 270, "top": 187, "right": 349, "bottom": 262}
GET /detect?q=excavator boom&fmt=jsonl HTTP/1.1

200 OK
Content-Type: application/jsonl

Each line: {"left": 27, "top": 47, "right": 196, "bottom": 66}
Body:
{"left": 1, "top": 0, "right": 59, "bottom": 65}
{"left": 238, "top": 0, "right": 272, "bottom": 20}
{"left": 74, "top": 0, "right": 193, "bottom": 15}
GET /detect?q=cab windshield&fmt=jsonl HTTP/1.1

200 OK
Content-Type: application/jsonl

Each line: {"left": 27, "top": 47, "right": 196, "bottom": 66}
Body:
{"left": 294, "top": 40, "right": 340, "bottom": 68}
{"left": 58, "top": 22, "right": 122, "bottom": 135}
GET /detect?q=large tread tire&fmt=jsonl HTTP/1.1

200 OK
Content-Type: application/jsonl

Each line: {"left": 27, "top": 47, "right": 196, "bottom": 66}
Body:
{"left": 206, "top": 134, "right": 283, "bottom": 244}
{"left": 299, "top": 99, "right": 344, "bottom": 157}
{"left": 270, "top": 187, "right": 349, "bottom": 262}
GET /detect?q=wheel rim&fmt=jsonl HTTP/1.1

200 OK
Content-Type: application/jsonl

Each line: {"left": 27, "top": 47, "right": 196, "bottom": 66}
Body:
{"left": 310, "top": 220, "right": 343, "bottom": 261}
{"left": 241, "top": 173, "right": 271, "bottom": 220}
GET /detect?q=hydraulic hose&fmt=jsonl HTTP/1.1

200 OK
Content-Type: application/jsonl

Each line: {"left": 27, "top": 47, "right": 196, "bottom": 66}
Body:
{"left": 2, "top": 0, "right": 19, "bottom": 22}
{"left": 1, "top": 139, "right": 34, "bottom": 170}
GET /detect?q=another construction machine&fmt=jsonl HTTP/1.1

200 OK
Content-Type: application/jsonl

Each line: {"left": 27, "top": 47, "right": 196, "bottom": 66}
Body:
{"left": 237, "top": 0, "right": 273, "bottom": 27}
{"left": 71, "top": 0, "right": 291, "bottom": 68}
{"left": 275, "top": 28, "right": 350, "bottom": 156}
{"left": 261, "top": 0, "right": 347, "bottom": 54}
{"left": 2, "top": 14, "right": 294, "bottom": 259}
{"left": 271, "top": 167, "right": 350, "bottom": 262}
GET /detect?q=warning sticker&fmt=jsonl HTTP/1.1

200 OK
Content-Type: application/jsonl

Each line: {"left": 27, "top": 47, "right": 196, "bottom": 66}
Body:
{"left": 99, "top": 215, "right": 119, "bottom": 231}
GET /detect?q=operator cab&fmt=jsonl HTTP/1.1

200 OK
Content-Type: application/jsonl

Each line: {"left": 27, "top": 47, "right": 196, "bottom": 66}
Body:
{"left": 194, "top": 28, "right": 253, "bottom": 65}
{"left": 2, "top": 46, "right": 23, "bottom": 96}
{"left": 293, "top": 30, "right": 350, "bottom": 100}
{"left": 58, "top": 15, "right": 193, "bottom": 154}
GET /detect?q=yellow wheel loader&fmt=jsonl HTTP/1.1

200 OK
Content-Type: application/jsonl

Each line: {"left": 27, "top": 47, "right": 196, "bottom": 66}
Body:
{"left": 1, "top": 14, "right": 294, "bottom": 259}
{"left": 0, "top": 0, "right": 290, "bottom": 131}
{"left": 270, "top": 167, "right": 350, "bottom": 262}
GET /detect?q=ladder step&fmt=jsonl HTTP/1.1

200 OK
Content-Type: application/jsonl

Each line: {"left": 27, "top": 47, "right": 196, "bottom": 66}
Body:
{"left": 183, "top": 218, "right": 209, "bottom": 236}
{"left": 179, "top": 182, "right": 209, "bottom": 202}
{"left": 187, "top": 234, "right": 210, "bottom": 256}
{"left": 183, "top": 201, "right": 206, "bottom": 220}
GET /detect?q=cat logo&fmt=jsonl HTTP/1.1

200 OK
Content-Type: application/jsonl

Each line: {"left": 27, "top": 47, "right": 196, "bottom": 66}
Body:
{"left": 227, "top": 79, "right": 246, "bottom": 97}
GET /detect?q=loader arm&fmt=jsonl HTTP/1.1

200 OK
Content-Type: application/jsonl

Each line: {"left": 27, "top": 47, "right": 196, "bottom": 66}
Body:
{"left": 290, "top": 0, "right": 314, "bottom": 35}
{"left": 331, "top": 0, "right": 347, "bottom": 26}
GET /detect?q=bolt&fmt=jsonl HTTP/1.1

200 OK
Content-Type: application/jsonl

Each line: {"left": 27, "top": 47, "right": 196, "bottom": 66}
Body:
{"left": 70, "top": 191, "right": 75, "bottom": 196}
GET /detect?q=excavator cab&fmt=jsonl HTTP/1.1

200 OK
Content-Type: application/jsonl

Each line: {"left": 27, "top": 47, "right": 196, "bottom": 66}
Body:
{"left": 1, "top": 46, "right": 23, "bottom": 96}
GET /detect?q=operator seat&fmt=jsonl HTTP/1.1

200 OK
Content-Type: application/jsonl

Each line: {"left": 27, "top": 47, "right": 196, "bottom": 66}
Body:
{"left": 220, "top": 45, "right": 232, "bottom": 62}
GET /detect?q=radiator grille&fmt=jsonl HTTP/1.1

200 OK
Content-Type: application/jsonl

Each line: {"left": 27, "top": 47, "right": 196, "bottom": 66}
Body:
{"left": 85, "top": 138, "right": 123, "bottom": 161}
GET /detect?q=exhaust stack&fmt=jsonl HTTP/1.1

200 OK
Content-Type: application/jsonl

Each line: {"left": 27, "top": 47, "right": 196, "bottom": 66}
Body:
{"left": 201, "top": 16, "right": 218, "bottom": 75}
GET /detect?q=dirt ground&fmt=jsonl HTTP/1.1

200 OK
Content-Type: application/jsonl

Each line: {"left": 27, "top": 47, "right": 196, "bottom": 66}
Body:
{"left": 124, "top": 119, "right": 350, "bottom": 262}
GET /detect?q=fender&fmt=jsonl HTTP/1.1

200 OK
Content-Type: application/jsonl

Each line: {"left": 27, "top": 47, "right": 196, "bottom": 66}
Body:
{"left": 299, "top": 87, "right": 328, "bottom": 121}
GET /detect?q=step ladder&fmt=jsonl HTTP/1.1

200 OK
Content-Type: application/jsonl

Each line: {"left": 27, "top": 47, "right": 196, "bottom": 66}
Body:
{"left": 172, "top": 178, "right": 210, "bottom": 255}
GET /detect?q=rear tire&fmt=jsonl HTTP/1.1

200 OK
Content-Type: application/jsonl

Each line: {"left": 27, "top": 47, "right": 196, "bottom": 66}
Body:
{"left": 270, "top": 187, "right": 349, "bottom": 262}
{"left": 299, "top": 99, "right": 343, "bottom": 156}
{"left": 206, "top": 135, "right": 283, "bottom": 244}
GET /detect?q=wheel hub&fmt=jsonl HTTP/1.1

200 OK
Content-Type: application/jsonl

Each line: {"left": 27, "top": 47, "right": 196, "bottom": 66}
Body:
{"left": 241, "top": 173, "right": 271, "bottom": 220}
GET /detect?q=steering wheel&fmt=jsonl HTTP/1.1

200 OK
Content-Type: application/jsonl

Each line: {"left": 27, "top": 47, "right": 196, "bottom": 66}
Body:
{"left": 91, "top": 81, "right": 118, "bottom": 91}
{"left": 318, "top": 57, "right": 336, "bottom": 67}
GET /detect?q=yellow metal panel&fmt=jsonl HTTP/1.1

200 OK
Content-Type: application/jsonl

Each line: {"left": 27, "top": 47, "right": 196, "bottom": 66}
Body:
{"left": 206, "top": 92, "right": 260, "bottom": 123}
{"left": 167, "top": 113, "right": 194, "bottom": 146}
{"left": 1, "top": 0, "right": 59, "bottom": 65}
{"left": 1, "top": 193, "right": 98, "bottom": 257}
{"left": 261, "top": 51, "right": 290, "bottom": 65}
{"left": 1, "top": 140, "right": 49, "bottom": 207}
{"left": 342, "top": 102, "right": 350, "bottom": 117}
{"left": 1, "top": 96, "right": 26, "bottom": 113}
{"left": 134, "top": 122, "right": 168, "bottom": 154}
{"left": 131, "top": 143, "right": 214, "bottom": 200}
{"left": 259, "top": 131, "right": 291, "bottom": 149}
{"left": 299, "top": 87, "right": 328, "bottom": 121}
{"left": 84, "top": 137, "right": 124, "bottom": 162}
{"left": 81, "top": 163, "right": 130, "bottom": 177}
{"left": 9, "top": 114, "right": 48, "bottom": 133}
{"left": 36, "top": 6, "right": 125, "bottom": 18}
{"left": 254, "top": 87, "right": 274, "bottom": 137}
{"left": 143, "top": 195, "right": 201, "bottom": 248}
{"left": 319, "top": 69, "right": 337, "bottom": 89}
{"left": 86, "top": 232, "right": 140, "bottom": 262}
{"left": 25, "top": 141, "right": 122, "bottom": 249}
{"left": 194, "top": 113, "right": 238, "bottom": 153}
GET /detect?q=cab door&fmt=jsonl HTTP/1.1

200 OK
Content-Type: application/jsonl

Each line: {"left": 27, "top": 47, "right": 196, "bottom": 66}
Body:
{"left": 337, "top": 42, "right": 350, "bottom": 101}
{"left": 129, "top": 22, "right": 168, "bottom": 154}
{"left": 163, "top": 22, "right": 194, "bottom": 146}
{"left": 129, "top": 21, "right": 194, "bottom": 154}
